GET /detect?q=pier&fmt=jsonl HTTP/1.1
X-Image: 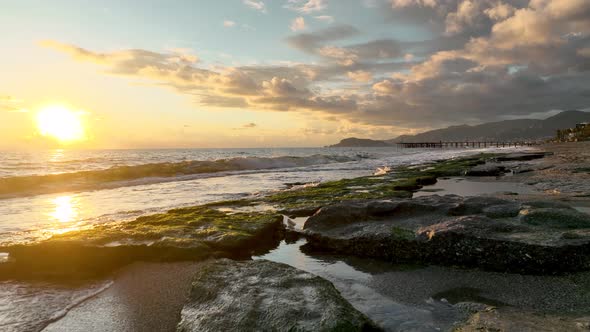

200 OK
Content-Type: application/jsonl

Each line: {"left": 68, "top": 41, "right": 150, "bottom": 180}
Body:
{"left": 397, "top": 141, "right": 539, "bottom": 148}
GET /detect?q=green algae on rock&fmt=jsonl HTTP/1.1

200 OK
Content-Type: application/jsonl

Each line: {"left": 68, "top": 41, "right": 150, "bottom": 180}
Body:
{"left": 0, "top": 207, "right": 284, "bottom": 280}
{"left": 54, "top": 206, "right": 283, "bottom": 249}
{"left": 263, "top": 153, "right": 497, "bottom": 216}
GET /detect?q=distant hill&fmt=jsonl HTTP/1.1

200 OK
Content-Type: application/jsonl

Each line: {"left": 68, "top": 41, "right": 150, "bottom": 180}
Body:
{"left": 329, "top": 110, "right": 590, "bottom": 147}
{"left": 328, "top": 137, "right": 390, "bottom": 147}
{"left": 388, "top": 110, "right": 590, "bottom": 143}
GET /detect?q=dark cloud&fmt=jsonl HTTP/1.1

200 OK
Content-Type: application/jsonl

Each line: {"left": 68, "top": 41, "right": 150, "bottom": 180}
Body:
{"left": 285, "top": 24, "right": 360, "bottom": 53}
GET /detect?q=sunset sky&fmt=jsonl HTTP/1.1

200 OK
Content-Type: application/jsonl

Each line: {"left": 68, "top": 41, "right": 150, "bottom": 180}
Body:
{"left": 1, "top": 0, "right": 589, "bottom": 149}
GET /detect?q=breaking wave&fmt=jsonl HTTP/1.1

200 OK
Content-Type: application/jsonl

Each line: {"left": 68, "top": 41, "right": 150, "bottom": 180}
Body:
{"left": 0, "top": 154, "right": 361, "bottom": 198}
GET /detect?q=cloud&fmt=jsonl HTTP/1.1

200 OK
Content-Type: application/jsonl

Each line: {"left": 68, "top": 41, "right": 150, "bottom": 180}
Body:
{"left": 42, "top": 0, "right": 590, "bottom": 132}
{"left": 285, "top": 0, "right": 328, "bottom": 13}
{"left": 286, "top": 27, "right": 404, "bottom": 71}
{"left": 243, "top": 0, "right": 266, "bottom": 13}
{"left": 223, "top": 20, "right": 236, "bottom": 28}
{"left": 290, "top": 17, "right": 306, "bottom": 31}
{"left": 233, "top": 122, "right": 258, "bottom": 130}
{"left": 347, "top": 70, "right": 373, "bottom": 82}
{"left": 314, "top": 15, "right": 334, "bottom": 23}
{"left": 308, "top": 38, "right": 403, "bottom": 66}
{"left": 285, "top": 24, "right": 359, "bottom": 54}
{"left": 485, "top": 1, "right": 516, "bottom": 21}
{"left": 444, "top": 0, "right": 485, "bottom": 35}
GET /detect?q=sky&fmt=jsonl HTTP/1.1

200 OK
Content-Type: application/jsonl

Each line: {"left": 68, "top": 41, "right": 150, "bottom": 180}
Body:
{"left": 1, "top": 0, "right": 589, "bottom": 149}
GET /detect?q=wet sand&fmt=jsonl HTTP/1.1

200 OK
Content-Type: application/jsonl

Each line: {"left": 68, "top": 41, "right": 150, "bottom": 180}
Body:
{"left": 43, "top": 262, "right": 200, "bottom": 332}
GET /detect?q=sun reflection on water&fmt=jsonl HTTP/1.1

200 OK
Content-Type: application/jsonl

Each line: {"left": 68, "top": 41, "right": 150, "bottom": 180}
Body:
{"left": 49, "top": 149, "right": 65, "bottom": 162}
{"left": 45, "top": 195, "right": 85, "bottom": 236}
{"left": 50, "top": 196, "right": 79, "bottom": 223}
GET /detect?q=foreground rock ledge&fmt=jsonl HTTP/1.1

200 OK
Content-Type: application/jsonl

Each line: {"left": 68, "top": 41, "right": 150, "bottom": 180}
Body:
{"left": 302, "top": 195, "right": 590, "bottom": 274}
{"left": 177, "top": 259, "right": 380, "bottom": 332}
{"left": 0, "top": 207, "right": 284, "bottom": 280}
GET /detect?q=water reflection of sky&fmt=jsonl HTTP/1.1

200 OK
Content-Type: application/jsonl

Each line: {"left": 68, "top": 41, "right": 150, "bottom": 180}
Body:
{"left": 414, "top": 178, "right": 534, "bottom": 197}
{"left": 256, "top": 240, "right": 461, "bottom": 331}
{"left": 257, "top": 239, "right": 590, "bottom": 331}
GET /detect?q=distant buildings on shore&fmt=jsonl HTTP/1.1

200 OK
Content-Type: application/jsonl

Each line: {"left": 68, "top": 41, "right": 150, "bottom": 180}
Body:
{"left": 555, "top": 122, "right": 590, "bottom": 142}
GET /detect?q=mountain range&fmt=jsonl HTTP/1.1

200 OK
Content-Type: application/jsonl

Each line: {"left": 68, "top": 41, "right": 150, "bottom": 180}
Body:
{"left": 329, "top": 110, "right": 590, "bottom": 147}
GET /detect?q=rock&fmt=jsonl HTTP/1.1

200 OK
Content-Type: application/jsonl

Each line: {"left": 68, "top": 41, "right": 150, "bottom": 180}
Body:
{"left": 520, "top": 208, "right": 590, "bottom": 229}
{"left": 465, "top": 164, "right": 507, "bottom": 176}
{"left": 177, "top": 259, "right": 380, "bottom": 332}
{"left": 482, "top": 203, "right": 521, "bottom": 218}
{"left": 457, "top": 309, "right": 590, "bottom": 332}
{"left": 495, "top": 152, "right": 550, "bottom": 162}
{"left": 523, "top": 201, "right": 575, "bottom": 209}
{"left": 302, "top": 195, "right": 590, "bottom": 274}
{"left": 496, "top": 191, "right": 519, "bottom": 196}
{"left": 0, "top": 207, "right": 285, "bottom": 280}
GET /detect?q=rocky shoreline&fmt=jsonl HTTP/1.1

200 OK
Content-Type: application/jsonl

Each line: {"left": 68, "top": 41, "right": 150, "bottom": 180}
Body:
{"left": 300, "top": 195, "right": 590, "bottom": 274}
{"left": 3, "top": 143, "right": 590, "bottom": 331}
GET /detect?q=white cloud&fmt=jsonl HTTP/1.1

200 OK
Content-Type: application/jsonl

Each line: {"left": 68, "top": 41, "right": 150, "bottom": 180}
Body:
{"left": 390, "top": 0, "right": 436, "bottom": 8}
{"left": 223, "top": 20, "right": 236, "bottom": 28}
{"left": 484, "top": 1, "right": 516, "bottom": 21}
{"left": 314, "top": 15, "right": 334, "bottom": 23}
{"left": 285, "top": 0, "right": 327, "bottom": 13}
{"left": 243, "top": 0, "right": 266, "bottom": 13}
{"left": 290, "top": 17, "right": 307, "bottom": 31}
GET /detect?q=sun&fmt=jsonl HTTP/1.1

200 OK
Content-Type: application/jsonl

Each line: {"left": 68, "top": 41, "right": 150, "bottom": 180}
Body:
{"left": 36, "top": 105, "right": 85, "bottom": 142}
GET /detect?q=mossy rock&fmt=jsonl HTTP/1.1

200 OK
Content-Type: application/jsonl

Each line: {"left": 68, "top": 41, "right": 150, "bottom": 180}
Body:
{"left": 520, "top": 208, "right": 590, "bottom": 229}
{"left": 177, "top": 259, "right": 381, "bottom": 331}
{"left": 391, "top": 227, "right": 415, "bottom": 241}
{"left": 0, "top": 207, "right": 284, "bottom": 280}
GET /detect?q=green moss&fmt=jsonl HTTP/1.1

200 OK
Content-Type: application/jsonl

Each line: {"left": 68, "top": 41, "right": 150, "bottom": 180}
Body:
{"left": 51, "top": 206, "right": 282, "bottom": 249}
{"left": 260, "top": 154, "right": 496, "bottom": 212}
{"left": 391, "top": 227, "right": 415, "bottom": 241}
{"left": 263, "top": 175, "right": 415, "bottom": 211}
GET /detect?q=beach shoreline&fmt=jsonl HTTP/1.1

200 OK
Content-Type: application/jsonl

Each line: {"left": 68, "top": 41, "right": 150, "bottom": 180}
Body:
{"left": 3, "top": 142, "right": 590, "bottom": 331}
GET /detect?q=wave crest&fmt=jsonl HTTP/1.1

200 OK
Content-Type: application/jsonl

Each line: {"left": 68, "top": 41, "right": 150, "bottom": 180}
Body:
{"left": 0, "top": 154, "right": 358, "bottom": 198}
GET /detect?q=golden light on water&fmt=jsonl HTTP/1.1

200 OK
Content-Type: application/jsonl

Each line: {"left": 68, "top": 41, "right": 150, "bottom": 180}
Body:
{"left": 50, "top": 195, "right": 78, "bottom": 223}
{"left": 36, "top": 105, "right": 85, "bottom": 142}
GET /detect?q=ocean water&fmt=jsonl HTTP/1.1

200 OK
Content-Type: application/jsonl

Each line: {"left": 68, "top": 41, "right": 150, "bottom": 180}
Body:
{"left": 0, "top": 146, "right": 530, "bottom": 331}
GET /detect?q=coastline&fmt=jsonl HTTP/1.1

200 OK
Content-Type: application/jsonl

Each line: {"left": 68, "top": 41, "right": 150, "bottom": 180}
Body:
{"left": 3, "top": 142, "right": 589, "bottom": 331}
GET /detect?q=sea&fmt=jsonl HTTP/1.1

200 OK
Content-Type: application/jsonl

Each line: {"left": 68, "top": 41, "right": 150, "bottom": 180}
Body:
{"left": 0, "top": 146, "right": 527, "bottom": 331}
